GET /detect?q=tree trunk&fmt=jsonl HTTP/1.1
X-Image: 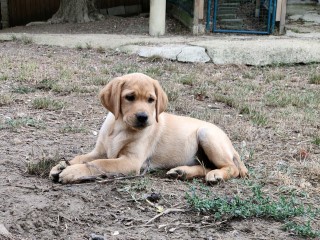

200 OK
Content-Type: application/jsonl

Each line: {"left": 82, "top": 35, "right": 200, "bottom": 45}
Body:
{"left": 49, "top": 0, "right": 104, "bottom": 24}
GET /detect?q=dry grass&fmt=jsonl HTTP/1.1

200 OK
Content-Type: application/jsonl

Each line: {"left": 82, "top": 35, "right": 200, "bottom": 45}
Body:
{"left": 0, "top": 41, "right": 319, "bottom": 239}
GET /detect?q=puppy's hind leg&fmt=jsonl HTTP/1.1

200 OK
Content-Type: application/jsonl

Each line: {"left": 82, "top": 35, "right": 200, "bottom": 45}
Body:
{"left": 197, "top": 127, "right": 246, "bottom": 184}
{"left": 166, "top": 165, "right": 211, "bottom": 180}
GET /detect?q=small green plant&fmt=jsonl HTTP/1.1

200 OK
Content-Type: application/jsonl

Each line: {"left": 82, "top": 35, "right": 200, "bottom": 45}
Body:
{"left": 12, "top": 86, "right": 36, "bottom": 94}
{"left": 1, "top": 117, "right": 44, "bottom": 130}
{"left": 92, "top": 77, "right": 108, "bottom": 86}
{"left": 186, "top": 182, "right": 319, "bottom": 238}
{"left": 312, "top": 136, "right": 320, "bottom": 146}
{"left": 59, "top": 125, "right": 87, "bottom": 134}
{"left": 179, "top": 74, "right": 195, "bottom": 86}
{"left": 85, "top": 42, "right": 92, "bottom": 50}
{"left": 32, "top": 97, "right": 65, "bottom": 110}
{"left": 11, "top": 35, "right": 18, "bottom": 41}
{"left": 96, "top": 46, "right": 105, "bottom": 54}
{"left": 214, "top": 93, "right": 236, "bottom": 108}
{"left": 283, "top": 221, "right": 320, "bottom": 238}
{"left": 249, "top": 109, "right": 268, "bottom": 126}
{"left": 20, "top": 35, "right": 34, "bottom": 44}
{"left": 26, "top": 155, "right": 61, "bottom": 178}
{"left": 145, "top": 55, "right": 163, "bottom": 63}
{"left": 36, "top": 78, "right": 56, "bottom": 91}
{"left": 0, "top": 94, "right": 13, "bottom": 106}
{"left": 0, "top": 74, "right": 8, "bottom": 81}
{"left": 309, "top": 73, "right": 320, "bottom": 84}
{"left": 76, "top": 44, "right": 83, "bottom": 50}
{"left": 146, "top": 67, "right": 164, "bottom": 77}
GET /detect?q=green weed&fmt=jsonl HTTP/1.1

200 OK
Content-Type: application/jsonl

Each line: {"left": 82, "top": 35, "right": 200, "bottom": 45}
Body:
{"left": 283, "top": 221, "right": 320, "bottom": 238}
{"left": 20, "top": 35, "right": 34, "bottom": 44}
{"left": 179, "top": 74, "right": 195, "bottom": 86}
{"left": 59, "top": 125, "right": 87, "bottom": 134}
{"left": 36, "top": 78, "right": 56, "bottom": 91}
{"left": 26, "top": 155, "right": 61, "bottom": 178}
{"left": 32, "top": 97, "right": 65, "bottom": 110}
{"left": 12, "top": 86, "right": 36, "bottom": 94}
{"left": 309, "top": 73, "right": 320, "bottom": 84}
{"left": 0, "top": 94, "right": 13, "bottom": 106}
{"left": 1, "top": 117, "right": 44, "bottom": 130}
{"left": 312, "top": 136, "right": 320, "bottom": 146}
{"left": 186, "top": 182, "right": 319, "bottom": 237}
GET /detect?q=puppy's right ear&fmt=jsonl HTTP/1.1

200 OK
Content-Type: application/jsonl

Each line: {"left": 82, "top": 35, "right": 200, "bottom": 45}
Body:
{"left": 99, "top": 78, "right": 125, "bottom": 120}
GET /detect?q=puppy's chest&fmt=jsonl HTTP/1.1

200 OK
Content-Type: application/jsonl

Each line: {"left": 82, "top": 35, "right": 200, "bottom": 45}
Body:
{"left": 106, "top": 130, "right": 141, "bottom": 158}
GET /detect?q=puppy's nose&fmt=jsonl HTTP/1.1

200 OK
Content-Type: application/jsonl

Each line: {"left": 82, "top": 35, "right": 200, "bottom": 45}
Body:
{"left": 136, "top": 112, "right": 148, "bottom": 123}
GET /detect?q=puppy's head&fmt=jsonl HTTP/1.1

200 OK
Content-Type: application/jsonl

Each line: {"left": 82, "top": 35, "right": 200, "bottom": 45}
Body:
{"left": 100, "top": 73, "right": 168, "bottom": 129}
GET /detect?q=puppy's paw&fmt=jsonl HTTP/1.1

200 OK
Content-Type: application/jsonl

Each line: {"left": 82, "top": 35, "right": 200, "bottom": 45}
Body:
{"left": 205, "top": 170, "right": 224, "bottom": 185}
{"left": 166, "top": 168, "right": 186, "bottom": 180}
{"left": 49, "top": 161, "right": 69, "bottom": 182}
{"left": 58, "top": 164, "right": 92, "bottom": 184}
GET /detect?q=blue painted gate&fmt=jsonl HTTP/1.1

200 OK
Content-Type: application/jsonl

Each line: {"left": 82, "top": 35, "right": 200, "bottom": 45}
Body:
{"left": 207, "top": 0, "right": 277, "bottom": 34}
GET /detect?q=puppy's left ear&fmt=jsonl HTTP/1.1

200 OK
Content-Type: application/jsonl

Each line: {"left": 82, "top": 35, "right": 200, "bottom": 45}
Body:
{"left": 153, "top": 80, "right": 168, "bottom": 122}
{"left": 100, "top": 77, "right": 125, "bottom": 120}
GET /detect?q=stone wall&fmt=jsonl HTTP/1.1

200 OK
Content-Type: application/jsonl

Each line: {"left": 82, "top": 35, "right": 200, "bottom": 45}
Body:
{"left": 1, "top": 0, "right": 9, "bottom": 28}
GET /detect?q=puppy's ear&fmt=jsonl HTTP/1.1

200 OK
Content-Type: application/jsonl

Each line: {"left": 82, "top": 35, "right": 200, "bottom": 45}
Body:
{"left": 153, "top": 80, "right": 168, "bottom": 122}
{"left": 100, "top": 78, "right": 125, "bottom": 120}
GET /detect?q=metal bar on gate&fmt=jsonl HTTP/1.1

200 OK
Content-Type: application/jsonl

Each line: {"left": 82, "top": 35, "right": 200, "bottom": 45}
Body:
{"left": 213, "top": 0, "right": 218, "bottom": 31}
{"left": 213, "top": 29, "right": 270, "bottom": 34}
{"left": 271, "top": 0, "right": 277, "bottom": 33}
{"left": 267, "top": 0, "right": 272, "bottom": 33}
{"left": 206, "top": 0, "right": 212, "bottom": 31}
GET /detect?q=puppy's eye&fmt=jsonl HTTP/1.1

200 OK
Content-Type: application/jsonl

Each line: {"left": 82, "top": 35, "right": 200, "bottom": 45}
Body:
{"left": 125, "top": 95, "right": 135, "bottom": 101}
{"left": 148, "top": 97, "right": 155, "bottom": 103}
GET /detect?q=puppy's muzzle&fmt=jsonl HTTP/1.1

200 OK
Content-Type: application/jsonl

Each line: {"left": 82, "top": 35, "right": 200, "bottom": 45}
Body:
{"left": 135, "top": 112, "right": 149, "bottom": 128}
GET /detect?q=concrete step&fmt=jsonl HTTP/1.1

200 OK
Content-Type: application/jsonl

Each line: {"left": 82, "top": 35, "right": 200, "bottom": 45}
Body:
{"left": 217, "top": 14, "right": 237, "bottom": 19}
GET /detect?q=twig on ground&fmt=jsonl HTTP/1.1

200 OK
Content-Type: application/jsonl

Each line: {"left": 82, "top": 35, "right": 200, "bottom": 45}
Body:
{"left": 143, "top": 208, "right": 187, "bottom": 226}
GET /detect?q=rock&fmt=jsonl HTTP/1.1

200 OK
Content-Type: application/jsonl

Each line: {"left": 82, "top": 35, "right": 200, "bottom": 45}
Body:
{"left": 0, "top": 224, "right": 11, "bottom": 238}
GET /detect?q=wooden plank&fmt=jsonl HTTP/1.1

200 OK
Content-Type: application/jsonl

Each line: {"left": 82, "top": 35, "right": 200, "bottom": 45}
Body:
{"left": 276, "top": 0, "right": 282, "bottom": 21}
{"left": 279, "top": 0, "right": 287, "bottom": 34}
{"left": 198, "top": 0, "right": 204, "bottom": 20}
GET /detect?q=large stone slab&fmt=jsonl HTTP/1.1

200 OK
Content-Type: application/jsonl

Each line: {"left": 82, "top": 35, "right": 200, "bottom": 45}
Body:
{"left": 129, "top": 45, "right": 211, "bottom": 63}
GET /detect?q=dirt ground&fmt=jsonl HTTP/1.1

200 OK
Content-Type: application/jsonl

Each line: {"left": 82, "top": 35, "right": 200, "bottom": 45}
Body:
{"left": 0, "top": 18, "right": 320, "bottom": 240}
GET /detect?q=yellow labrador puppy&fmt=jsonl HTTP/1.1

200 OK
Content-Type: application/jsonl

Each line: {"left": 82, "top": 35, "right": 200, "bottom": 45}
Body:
{"left": 50, "top": 73, "right": 248, "bottom": 184}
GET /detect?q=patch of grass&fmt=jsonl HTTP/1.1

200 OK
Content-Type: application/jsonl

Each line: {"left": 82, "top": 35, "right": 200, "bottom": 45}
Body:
{"left": 145, "top": 55, "right": 164, "bottom": 63}
{"left": 11, "top": 34, "right": 18, "bottom": 41}
{"left": 311, "top": 136, "right": 320, "bottom": 146}
{"left": 96, "top": 46, "right": 105, "bottom": 54}
{"left": 85, "top": 42, "right": 92, "bottom": 50}
{"left": 26, "top": 155, "right": 60, "bottom": 178}
{"left": 59, "top": 125, "right": 87, "bottom": 134}
{"left": 76, "top": 44, "right": 83, "bottom": 50}
{"left": 146, "top": 66, "right": 164, "bottom": 77}
{"left": 19, "top": 35, "right": 34, "bottom": 44}
{"left": 0, "top": 94, "right": 14, "bottom": 106}
{"left": 113, "top": 64, "right": 139, "bottom": 74}
{"left": 162, "top": 84, "right": 179, "bottom": 102}
{"left": 264, "top": 69, "right": 286, "bottom": 82}
{"left": 32, "top": 97, "right": 65, "bottom": 110}
{"left": 214, "top": 93, "right": 236, "bottom": 108}
{"left": 283, "top": 221, "right": 320, "bottom": 238}
{"left": 91, "top": 77, "right": 108, "bottom": 86}
{"left": 36, "top": 78, "right": 56, "bottom": 91}
{"left": 264, "top": 90, "right": 318, "bottom": 108}
{"left": 12, "top": 86, "right": 36, "bottom": 94}
{"left": 309, "top": 73, "right": 320, "bottom": 84}
{"left": 249, "top": 109, "right": 268, "bottom": 126}
{"left": 18, "top": 62, "right": 38, "bottom": 82}
{"left": 186, "top": 182, "right": 319, "bottom": 238}
{"left": 179, "top": 74, "right": 195, "bottom": 86}
{"left": 0, "top": 74, "right": 8, "bottom": 81}
{"left": 1, "top": 117, "right": 44, "bottom": 130}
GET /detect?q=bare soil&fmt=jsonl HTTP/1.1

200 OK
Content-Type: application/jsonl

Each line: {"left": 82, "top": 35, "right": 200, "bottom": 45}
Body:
{"left": 0, "top": 20, "right": 319, "bottom": 240}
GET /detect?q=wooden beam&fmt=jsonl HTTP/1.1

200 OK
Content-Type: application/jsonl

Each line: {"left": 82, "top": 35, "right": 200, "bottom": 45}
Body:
{"left": 279, "top": 0, "right": 287, "bottom": 34}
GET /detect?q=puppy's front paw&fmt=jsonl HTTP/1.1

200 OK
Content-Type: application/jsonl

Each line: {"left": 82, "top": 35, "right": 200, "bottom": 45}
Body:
{"left": 58, "top": 164, "right": 91, "bottom": 184}
{"left": 49, "top": 161, "right": 69, "bottom": 182}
